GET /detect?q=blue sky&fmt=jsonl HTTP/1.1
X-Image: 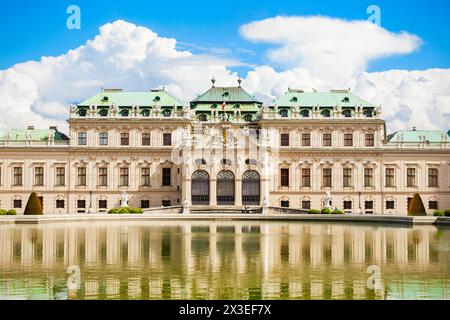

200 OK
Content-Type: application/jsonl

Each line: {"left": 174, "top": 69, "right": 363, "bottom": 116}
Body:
{"left": 0, "top": 0, "right": 449, "bottom": 133}
{"left": 1, "top": 0, "right": 450, "bottom": 72}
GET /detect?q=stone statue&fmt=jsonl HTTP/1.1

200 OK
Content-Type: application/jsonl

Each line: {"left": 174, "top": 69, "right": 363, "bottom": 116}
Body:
{"left": 322, "top": 191, "right": 332, "bottom": 209}
{"left": 70, "top": 104, "right": 77, "bottom": 115}
{"left": 262, "top": 197, "right": 269, "bottom": 215}
{"left": 183, "top": 198, "right": 190, "bottom": 215}
{"left": 120, "top": 191, "right": 129, "bottom": 208}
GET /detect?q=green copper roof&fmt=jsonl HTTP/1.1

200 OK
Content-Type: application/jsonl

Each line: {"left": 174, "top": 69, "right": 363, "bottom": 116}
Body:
{"left": 78, "top": 89, "right": 183, "bottom": 107}
{"left": 0, "top": 128, "right": 68, "bottom": 141}
{"left": 387, "top": 130, "right": 449, "bottom": 143}
{"left": 191, "top": 86, "right": 262, "bottom": 104}
{"left": 274, "top": 89, "right": 375, "bottom": 107}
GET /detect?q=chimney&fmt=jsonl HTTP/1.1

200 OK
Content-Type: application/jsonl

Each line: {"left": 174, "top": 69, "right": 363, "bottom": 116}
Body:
{"left": 27, "top": 125, "right": 34, "bottom": 130}
{"left": 49, "top": 126, "right": 57, "bottom": 130}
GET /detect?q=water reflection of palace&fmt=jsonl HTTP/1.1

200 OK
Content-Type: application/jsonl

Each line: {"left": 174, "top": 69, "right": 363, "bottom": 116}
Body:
{"left": 0, "top": 222, "right": 448, "bottom": 300}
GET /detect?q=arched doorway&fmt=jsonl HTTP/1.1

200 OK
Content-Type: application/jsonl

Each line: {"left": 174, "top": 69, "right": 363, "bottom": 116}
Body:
{"left": 191, "top": 170, "right": 210, "bottom": 205}
{"left": 242, "top": 170, "right": 260, "bottom": 205}
{"left": 217, "top": 170, "right": 235, "bottom": 205}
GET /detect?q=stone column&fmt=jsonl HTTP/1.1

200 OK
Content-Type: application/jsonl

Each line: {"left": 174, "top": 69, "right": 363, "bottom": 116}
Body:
{"left": 235, "top": 178, "right": 242, "bottom": 207}
{"left": 210, "top": 178, "right": 217, "bottom": 206}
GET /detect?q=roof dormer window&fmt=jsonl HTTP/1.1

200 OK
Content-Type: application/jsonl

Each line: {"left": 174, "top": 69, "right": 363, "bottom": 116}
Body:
{"left": 101, "top": 96, "right": 109, "bottom": 102}
{"left": 342, "top": 97, "right": 350, "bottom": 103}
{"left": 154, "top": 96, "right": 160, "bottom": 102}
{"left": 291, "top": 97, "right": 298, "bottom": 102}
{"left": 222, "top": 92, "right": 230, "bottom": 97}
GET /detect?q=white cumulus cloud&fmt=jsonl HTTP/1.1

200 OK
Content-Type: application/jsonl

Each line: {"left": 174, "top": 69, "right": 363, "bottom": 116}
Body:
{"left": 0, "top": 17, "right": 449, "bottom": 135}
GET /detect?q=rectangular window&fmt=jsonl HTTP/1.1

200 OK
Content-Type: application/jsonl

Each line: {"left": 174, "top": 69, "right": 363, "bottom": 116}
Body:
{"left": 120, "top": 167, "right": 129, "bottom": 186}
{"left": 162, "top": 168, "right": 171, "bottom": 186}
{"left": 141, "top": 200, "right": 150, "bottom": 209}
{"left": 407, "top": 168, "right": 416, "bottom": 187}
{"left": 302, "top": 168, "right": 311, "bottom": 187}
{"left": 77, "top": 200, "right": 86, "bottom": 209}
{"left": 301, "top": 133, "right": 311, "bottom": 147}
{"left": 141, "top": 167, "right": 150, "bottom": 186}
{"left": 56, "top": 200, "right": 65, "bottom": 209}
{"left": 78, "top": 132, "right": 87, "bottom": 146}
{"left": 365, "top": 133, "right": 374, "bottom": 147}
{"left": 163, "top": 133, "right": 172, "bottom": 146}
{"left": 365, "top": 201, "right": 374, "bottom": 210}
{"left": 162, "top": 200, "right": 171, "bottom": 207}
{"left": 280, "top": 168, "right": 289, "bottom": 187}
{"left": 385, "top": 168, "right": 395, "bottom": 187}
{"left": 428, "top": 168, "right": 438, "bottom": 187}
{"left": 13, "top": 199, "right": 22, "bottom": 208}
{"left": 302, "top": 200, "right": 311, "bottom": 210}
{"left": 13, "top": 167, "right": 23, "bottom": 186}
{"left": 98, "top": 167, "right": 108, "bottom": 186}
{"left": 344, "top": 133, "right": 353, "bottom": 147}
{"left": 99, "top": 200, "right": 107, "bottom": 209}
{"left": 323, "top": 168, "right": 332, "bottom": 188}
{"left": 364, "top": 168, "right": 374, "bottom": 187}
{"left": 121, "top": 133, "right": 129, "bottom": 146}
{"left": 343, "top": 201, "right": 352, "bottom": 210}
{"left": 142, "top": 133, "right": 151, "bottom": 146}
{"left": 386, "top": 201, "right": 395, "bottom": 209}
{"left": 77, "top": 167, "right": 86, "bottom": 186}
{"left": 280, "top": 133, "right": 289, "bottom": 147}
{"left": 56, "top": 167, "right": 65, "bottom": 186}
{"left": 323, "top": 133, "right": 332, "bottom": 147}
{"left": 343, "top": 168, "right": 352, "bottom": 187}
{"left": 99, "top": 132, "right": 108, "bottom": 146}
{"left": 34, "top": 167, "right": 44, "bottom": 186}
{"left": 429, "top": 201, "right": 438, "bottom": 210}
{"left": 280, "top": 200, "right": 289, "bottom": 208}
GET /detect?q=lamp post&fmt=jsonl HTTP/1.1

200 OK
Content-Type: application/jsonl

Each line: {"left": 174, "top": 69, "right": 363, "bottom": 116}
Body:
{"left": 88, "top": 190, "right": 93, "bottom": 214}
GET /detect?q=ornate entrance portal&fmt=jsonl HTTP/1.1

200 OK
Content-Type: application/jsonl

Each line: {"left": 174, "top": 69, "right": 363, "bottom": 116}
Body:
{"left": 217, "top": 170, "right": 235, "bottom": 205}
{"left": 191, "top": 170, "right": 210, "bottom": 205}
{"left": 242, "top": 170, "right": 260, "bottom": 205}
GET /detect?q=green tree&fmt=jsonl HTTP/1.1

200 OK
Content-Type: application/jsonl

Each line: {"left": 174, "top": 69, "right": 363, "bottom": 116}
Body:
{"left": 24, "top": 192, "right": 43, "bottom": 215}
{"left": 407, "top": 193, "right": 426, "bottom": 216}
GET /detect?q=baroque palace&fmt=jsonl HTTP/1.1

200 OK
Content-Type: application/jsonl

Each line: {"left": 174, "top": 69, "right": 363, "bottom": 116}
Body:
{"left": 0, "top": 79, "right": 449, "bottom": 215}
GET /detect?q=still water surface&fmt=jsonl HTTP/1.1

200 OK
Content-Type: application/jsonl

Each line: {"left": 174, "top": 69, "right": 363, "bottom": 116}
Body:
{"left": 0, "top": 221, "right": 448, "bottom": 300}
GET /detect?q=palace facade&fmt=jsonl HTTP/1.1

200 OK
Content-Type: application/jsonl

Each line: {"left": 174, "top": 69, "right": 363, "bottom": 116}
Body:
{"left": 0, "top": 80, "right": 449, "bottom": 215}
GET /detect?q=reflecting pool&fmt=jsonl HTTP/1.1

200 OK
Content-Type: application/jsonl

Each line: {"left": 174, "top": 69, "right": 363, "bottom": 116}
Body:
{"left": 0, "top": 221, "right": 449, "bottom": 300}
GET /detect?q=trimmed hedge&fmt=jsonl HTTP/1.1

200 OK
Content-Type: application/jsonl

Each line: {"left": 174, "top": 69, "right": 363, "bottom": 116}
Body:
{"left": 332, "top": 209, "right": 344, "bottom": 215}
{"left": 24, "top": 192, "right": 43, "bottom": 215}
{"left": 321, "top": 208, "right": 332, "bottom": 214}
{"left": 307, "top": 209, "right": 321, "bottom": 214}
{"left": 434, "top": 210, "right": 444, "bottom": 217}
{"left": 108, "top": 207, "right": 143, "bottom": 214}
{"left": 0, "top": 209, "right": 18, "bottom": 215}
{"left": 407, "top": 193, "right": 426, "bottom": 216}
{"left": 445, "top": 209, "right": 450, "bottom": 217}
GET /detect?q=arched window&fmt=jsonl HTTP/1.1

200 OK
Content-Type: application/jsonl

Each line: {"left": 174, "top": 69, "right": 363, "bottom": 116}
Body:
{"left": 162, "top": 109, "right": 171, "bottom": 117}
{"left": 99, "top": 108, "right": 108, "bottom": 117}
{"left": 363, "top": 108, "right": 373, "bottom": 118}
{"left": 192, "top": 171, "right": 210, "bottom": 205}
{"left": 198, "top": 114, "right": 207, "bottom": 121}
{"left": 78, "top": 108, "right": 88, "bottom": 117}
{"left": 279, "top": 109, "right": 288, "bottom": 118}
{"left": 242, "top": 170, "right": 260, "bottom": 205}
{"left": 217, "top": 171, "right": 235, "bottom": 205}
{"left": 120, "top": 108, "right": 129, "bottom": 117}
{"left": 244, "top": 114, "right": 253, "bottom": 122}
{"left": 300, "top": 109, "right": 310, "bottom": 117}
{"left": 321, "top": 109, "right": 331, "bottom": 118}
{"left": 141, "top": 109, "right": 150, "bottom": 117}
{"left": 342, "top": 109, "right": 352, "bottom": 118}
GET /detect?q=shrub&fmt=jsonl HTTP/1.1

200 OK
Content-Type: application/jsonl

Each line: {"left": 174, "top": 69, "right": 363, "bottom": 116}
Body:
{"left": 433, "top": 210, "right": 444, "bottom": 217}
{"left": 321, "top": 208, "right": 332, "bottom": 214}
{"left": 332, "top": 209, "right": 344, "bottom": 215}
{"left": 445, "top": 209, "right": 450, "bottom": 217}
{"left": 108, "top": 208, "right": 119, "bottom": 214}
{"left": 129, "top": 208, "right": 143, "bottom": 214}
{"left": 24, "top": 192, "right": 43, "bottom": 215}
{"left": 0, "top": 210, "right": 7, "bottom": 215}
{"left": 119, "top": 207, "right": 131, "bottom": 214}
{"left": 407, "top": 193, "right": 426, "bottom": 216}
{"left": 6, "top": 209, "right": 17, "bottom": 216}
{"left": 307, "top": 209, "right": 321, "bottom": 214}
